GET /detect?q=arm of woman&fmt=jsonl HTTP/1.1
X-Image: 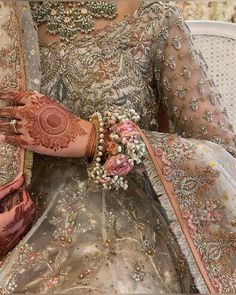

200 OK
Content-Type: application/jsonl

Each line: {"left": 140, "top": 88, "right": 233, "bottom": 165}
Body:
{"left": 0, "top": 90, "right": 96, "bottom": 158}
{"left": 154, "top": 3, "right": 236, "bottom": 156}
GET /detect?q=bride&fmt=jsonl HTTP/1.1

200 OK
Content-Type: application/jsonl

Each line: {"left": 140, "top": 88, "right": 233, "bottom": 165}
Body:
{"left": 0, "top": 1, "right": 235, "bottom": 293}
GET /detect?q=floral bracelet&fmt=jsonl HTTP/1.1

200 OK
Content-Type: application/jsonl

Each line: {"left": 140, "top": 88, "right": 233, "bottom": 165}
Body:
{"left": 88, "top": 108, "right": 145, "bottom": 190}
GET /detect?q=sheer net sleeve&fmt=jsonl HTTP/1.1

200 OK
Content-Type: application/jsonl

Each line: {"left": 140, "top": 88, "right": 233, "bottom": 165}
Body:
{"left": 153, "top": 2, "right": 236, "bottom": 157}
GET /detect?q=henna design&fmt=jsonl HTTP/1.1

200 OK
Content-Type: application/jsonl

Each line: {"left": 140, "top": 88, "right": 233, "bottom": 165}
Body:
{"left": 38, "top": 106, "right": 69, "bottom": 136}
{"left": 0, "top": 191, "right": 35, "bottom": 255}
{"left": 4, "top": 135, "right": 28, "bottom": 147}
{"left": 0, "top": 120, "right": 16, "bottom": 134}
{"left": 1, "top": 92, "right": 88, "bottom": 151}
{"left": 0, "top": 90, "right": 32, "bottom": 104}
{"left": 3, "top": 199, "right": 35, "bottom": 232}
{"left": 25, "top": 97, "right": 87, "bottom": 150}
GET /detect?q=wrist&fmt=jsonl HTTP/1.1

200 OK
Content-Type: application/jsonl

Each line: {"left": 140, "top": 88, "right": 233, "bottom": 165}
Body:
{"left": 87, "top": 109, "right": 145, "bottom": 190}
{"left": 85, "top": 123, "right": 97, "bottom": 159}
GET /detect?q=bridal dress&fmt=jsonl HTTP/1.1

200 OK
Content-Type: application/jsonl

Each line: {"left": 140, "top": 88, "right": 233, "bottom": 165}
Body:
{"left": 0, "top": 1, "right": 236, "bottom": 294}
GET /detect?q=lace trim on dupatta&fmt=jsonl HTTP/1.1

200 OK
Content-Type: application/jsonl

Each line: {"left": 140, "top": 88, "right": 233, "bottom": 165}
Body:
{"left": 140, "top": 129, "right": 236, "bottom": 294}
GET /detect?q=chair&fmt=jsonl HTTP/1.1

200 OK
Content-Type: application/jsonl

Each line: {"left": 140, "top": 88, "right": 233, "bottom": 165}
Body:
{"left": 186, "top": 20, "right": 236, "bottom": 129}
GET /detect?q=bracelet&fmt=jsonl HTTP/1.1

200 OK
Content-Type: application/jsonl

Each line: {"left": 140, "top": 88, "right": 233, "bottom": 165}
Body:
{"left": 88, "top": 113, "right": 105, "bottom": 165}
{"left": 88, "top": 108, "right": 145, "bottom": 190}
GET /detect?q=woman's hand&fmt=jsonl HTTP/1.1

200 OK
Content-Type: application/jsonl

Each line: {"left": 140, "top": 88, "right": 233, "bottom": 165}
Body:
{"left": 0, "top": 90, "right": 96, "bottom": 158}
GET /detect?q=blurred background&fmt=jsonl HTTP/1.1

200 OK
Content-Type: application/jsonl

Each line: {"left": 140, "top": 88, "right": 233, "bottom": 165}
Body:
{"left": 176, "top": 0, "right": 236, "bottom": 22}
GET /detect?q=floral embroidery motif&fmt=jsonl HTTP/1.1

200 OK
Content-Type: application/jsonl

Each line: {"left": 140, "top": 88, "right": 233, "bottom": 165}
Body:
{"left": 166, "top": 55, "right": 177, "bottom": 70}
{"left": 171, "top": 36, "right": 183, "bottom": 50}
{"left": 203, "top": 110, "right": 214, "bottom": 123}
{"left": 175, "top": 85, "right": 187, "bottom": 100}
{"left": 182, "top": 65, "right": 191, "bottom": 79}
{"left": 198, "top": 79, "right": 207, "bottom": 95}
{"left": 190, "top": 97, "right": 199, "bottom": 111}
{"left": 144, "top": 130, "right": 236, "bottom": 293}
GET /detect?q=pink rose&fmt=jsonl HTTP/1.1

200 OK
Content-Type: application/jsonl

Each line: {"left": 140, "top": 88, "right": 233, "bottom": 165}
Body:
{"left": 104, "top": 155, "right": 133, "bottom": 176}
{"left": 106, "top": 141, "right": 119, "bottom": 155}
{"left": 111, "top": 120, "right": 139, "bottom": 138}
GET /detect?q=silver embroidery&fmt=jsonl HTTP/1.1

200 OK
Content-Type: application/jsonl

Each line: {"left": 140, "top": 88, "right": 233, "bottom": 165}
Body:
{"left": 175, "top": 85, "right": 187, "bottom": 100}
{"left": 171, "top": 36, "right": 182, "bottom": 50}
{"left": 160, "top": 27, "right": 169, "bottom": 40}
{"left": 163, "top": 76, "right": 172, "bottom": 91}
{"left": 182, "top": 65, "right": 191, "bottom": 79}
{"left": 190, "top": 97, "right": 199, "bottom": 111}
{"left": 203, "top": 110, "right": 214, "bottom": 123}
{"left": 198, "top": 79, "right": 207, "bottom": 95}
{"left": 166, "top": 55, "right": 176, "bottom": 70}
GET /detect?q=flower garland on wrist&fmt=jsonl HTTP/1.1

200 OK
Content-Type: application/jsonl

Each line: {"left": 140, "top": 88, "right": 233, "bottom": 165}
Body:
{"left": 88, "top": 108, "right": 145, "bottom": 190}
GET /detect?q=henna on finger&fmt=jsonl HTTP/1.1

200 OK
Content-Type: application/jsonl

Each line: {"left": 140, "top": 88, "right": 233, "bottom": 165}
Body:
{"left": 4, "top": 134, "right": 28, "bottom": 146}
{"left": 0, "top": 91, "right": 91, "bottom": 156}
{"left": 0, "top": 90, "right": 33, "bottom": 104}
{"left": 0, "top": 106, "right": 21, "bottom": 119}
{"left": 0, "top": 120, "right": 18, "bottom": 134}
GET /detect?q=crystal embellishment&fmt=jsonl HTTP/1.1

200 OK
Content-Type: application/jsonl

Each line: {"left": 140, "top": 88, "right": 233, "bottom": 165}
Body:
{"left": 30, "top": 1, "right": 118, "bottom": 40}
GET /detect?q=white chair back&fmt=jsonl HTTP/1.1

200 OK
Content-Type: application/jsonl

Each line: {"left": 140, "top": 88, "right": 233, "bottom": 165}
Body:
{"left": 187, "top": 20, "right": 236, "bottom": 129}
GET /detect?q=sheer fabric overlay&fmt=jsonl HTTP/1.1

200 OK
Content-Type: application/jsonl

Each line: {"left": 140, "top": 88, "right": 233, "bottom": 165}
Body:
{"left": 0, "top": 1, "right": 236, "bottom": 294}
{"left": 0, "top": 2, "right": 38, "bottom": 256}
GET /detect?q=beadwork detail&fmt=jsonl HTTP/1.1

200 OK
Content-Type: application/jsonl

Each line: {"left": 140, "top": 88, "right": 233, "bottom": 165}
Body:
{"left": 30, "top": 1, "right": 118, "bottom": 40}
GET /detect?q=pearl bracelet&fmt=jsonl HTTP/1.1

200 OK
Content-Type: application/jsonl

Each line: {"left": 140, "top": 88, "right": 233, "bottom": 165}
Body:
{"left": 89, "top": 112, "right": 105, "bottom": 166}
{"left": 88, "top": 108, "right": 145, "bottom": 190}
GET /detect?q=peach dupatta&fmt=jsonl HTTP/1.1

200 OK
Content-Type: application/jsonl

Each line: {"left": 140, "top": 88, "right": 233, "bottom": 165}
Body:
{"left": 0, "top": 2, "right": 36, "bottom": 256}
{"left": 140, "top": 128, "right": 236, "bottom": 294}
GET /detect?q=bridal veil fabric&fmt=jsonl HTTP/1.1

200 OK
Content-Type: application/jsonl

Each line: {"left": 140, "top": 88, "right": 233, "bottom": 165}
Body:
{"left": 0, "top": 1, "right": 236, "bottom": 294}
{"left": 0, "top": 1, "right": 40, "bottom": 256}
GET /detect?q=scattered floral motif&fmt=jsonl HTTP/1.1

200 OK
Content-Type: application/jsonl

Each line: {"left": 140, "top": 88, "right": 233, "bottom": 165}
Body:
{"left": 171, "top": 36, "right": 183, "bottom": 50}
{"left": 190, "top": 97, "right": 199, "bottom": 111}
{"left": 175, "top": 85, "right": 187, "bottom": 100}
{"left": 144, "top": 131, "right": 236, "bottom": 293}
{"left": 130, "top": 262, "right": 146, "bottom": 289}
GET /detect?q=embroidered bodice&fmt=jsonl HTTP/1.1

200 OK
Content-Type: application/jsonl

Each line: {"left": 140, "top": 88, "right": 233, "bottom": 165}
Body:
{"left": 39, "top": 0, "right": 236, "bottom": 154}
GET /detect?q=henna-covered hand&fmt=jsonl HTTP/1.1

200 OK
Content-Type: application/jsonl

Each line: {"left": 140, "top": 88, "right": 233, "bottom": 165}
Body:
{"left": 0, "top": 90, "right": 96, "bottom": 157}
